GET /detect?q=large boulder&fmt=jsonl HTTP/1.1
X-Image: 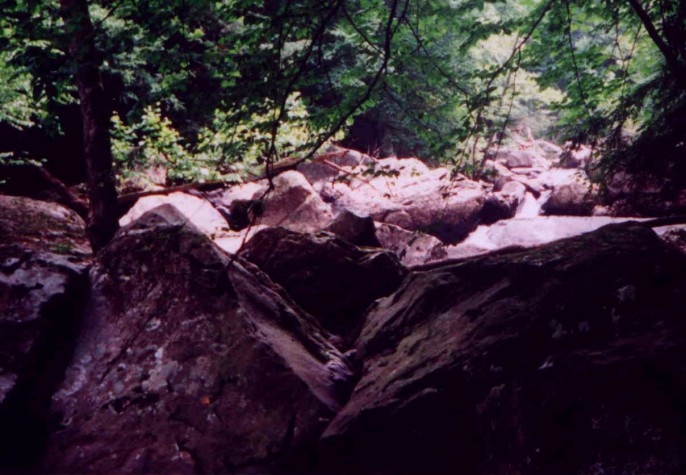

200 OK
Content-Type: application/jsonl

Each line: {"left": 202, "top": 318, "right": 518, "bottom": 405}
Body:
{"left": 559, "top": 146, "right": 591, "bottom": 169}
{"left": 375, "top": 222, "right": 447, "bottom": 267}
{"left": 541, "top": 170, "right": 598, "bottom": 216}
{"left": 401, "top": 181, "right": 486, "bottom": 242}
{"left": 241, "top": 227, "right": 406, "bottom": 338}
{"left": 534, "top": 139, "right": 563, "bottom": 158}
{"left": 260, "top": 172, "right": 335, "bottom": 231}
{"left": 481, "top": 182, "right": 527, "bottom": 224}
{"left": 0, "top": 196, "right": 91, "bottom": 470}
{"left": 214, "top": 171, "right": 334, "bottom": 233}
{"left": 317, "top": 158, "right": 433, "bottom": 222}
{"left": 483, "top": 159, "right": 514, "bottom": 192}
{"left": 119, "top": 191, "right": 265, "bottom": 255}
{"left": 120, "top": 191, "right": 229, "bottom": 237}
{"left": 492, "top": 149, "right": 537, "bottom": 169}
{"left": 489, "top": 145, "right": 554, "bottom": 171}
{"left": 325, "top": 210, "right": 381, "bottom": 248}
{"left": 297, "top": 161, "right": 341, "bottom": 184}
{"left": 45, "top": 205, "right": 353, "bottom": 474}
{"left": 322, "top": 223, "right": 686, "bottom": 475}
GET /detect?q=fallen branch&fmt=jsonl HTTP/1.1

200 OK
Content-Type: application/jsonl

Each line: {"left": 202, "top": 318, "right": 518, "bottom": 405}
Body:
{"left": 1, "top": 163, "right": 89, "bottom": 219}
{"left": 34, "top": 165, "right": 90, "bottom": 219}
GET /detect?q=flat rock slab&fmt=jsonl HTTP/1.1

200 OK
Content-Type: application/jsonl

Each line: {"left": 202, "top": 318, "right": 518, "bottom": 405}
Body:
{"left": 46, "top": 205, "right": 352, "bottom": 474}
{"left": 443, "top": 216, "right": 645, "bottom": 260}
{"left": 322, "top": 223, "right": 686, "bottom": 475}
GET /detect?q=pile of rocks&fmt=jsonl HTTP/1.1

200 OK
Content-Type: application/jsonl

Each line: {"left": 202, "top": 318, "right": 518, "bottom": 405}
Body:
{"left": 4, "top": 193, "right": 686, "bottom": 475}
{"left": 483, "top": 141, "right": 598, "bottom": 216}
{"left": 118, "top": 144, "right": 618, "bottom": 266}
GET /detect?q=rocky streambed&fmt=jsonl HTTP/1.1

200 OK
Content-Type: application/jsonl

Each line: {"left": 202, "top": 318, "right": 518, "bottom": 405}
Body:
{"left": 119, "top": 143, "right": 681, "bottom": 265}
{"left": 2, "top": 145, "right": 686, "bottom": 474}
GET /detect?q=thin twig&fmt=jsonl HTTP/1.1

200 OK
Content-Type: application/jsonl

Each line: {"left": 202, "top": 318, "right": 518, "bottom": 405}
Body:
{"left": 565, "top": 1, "right": 591, "bottom": 119}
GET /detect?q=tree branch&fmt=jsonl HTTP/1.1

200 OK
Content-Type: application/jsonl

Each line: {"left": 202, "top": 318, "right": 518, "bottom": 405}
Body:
{"left": 626, "top": 0, "right": 685, "bottom": 82}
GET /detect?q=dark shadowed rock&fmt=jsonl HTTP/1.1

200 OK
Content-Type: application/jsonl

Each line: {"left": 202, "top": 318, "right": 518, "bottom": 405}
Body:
{"left": 655, "top": 224, "right": 686, "bottom": 254}
{"left": 0, "top": 195, "right": 91, "bottom": 470}
{"left": 559, "top": 145, "right": 591, "bottom": 169}
{"left": 241, "top": 227, "right": 407, "bottom": 339}
{"left": 45, "top": 205, "right": 353, "bottom": 475}
{"left": 321, "top": 223, "right": 686, "bottom": 475}
{"left": 479, "top": 194, "right": 514, "bottom": 225}
{"left": 325, "top": 210, "right": 381, "bottom": 247}
{"left": 481, "top": 182, "right": 526, "bottom": 225}
{"left": 0, "top": 164, "right": 89, "bottom": 218}
{"left": 604, "top": 169, "right": 686, "bottom": 216}
{"left": 542, "top": 183, "right": 596, "bottom": 215}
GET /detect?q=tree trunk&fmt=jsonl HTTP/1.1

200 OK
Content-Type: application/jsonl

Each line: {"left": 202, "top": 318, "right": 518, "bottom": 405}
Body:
{"left": 59, "top": 0, "right": 119, "bottom": 251}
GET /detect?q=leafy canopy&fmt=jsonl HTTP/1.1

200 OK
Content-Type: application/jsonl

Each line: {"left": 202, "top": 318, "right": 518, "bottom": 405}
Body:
{"left": 1, "top": 0, "right": 684, "bottom": 183}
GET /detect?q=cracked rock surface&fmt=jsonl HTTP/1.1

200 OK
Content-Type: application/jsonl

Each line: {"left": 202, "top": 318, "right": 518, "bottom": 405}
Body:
{"left": 321, "top": 223, "right": 686, "bottom": 475}
{"left": 0, "top": 195, "right": 91, "bottom": 469}
{"left": 46, "top": 204, "right": 353, "bottom": 474}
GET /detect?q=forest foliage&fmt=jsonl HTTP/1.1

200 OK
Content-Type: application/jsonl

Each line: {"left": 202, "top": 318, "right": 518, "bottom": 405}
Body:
{"left": 0, "top": 0, "right": 684, "bottom": 186}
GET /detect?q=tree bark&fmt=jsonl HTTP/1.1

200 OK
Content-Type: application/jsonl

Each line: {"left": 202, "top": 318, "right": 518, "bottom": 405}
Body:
{"left": 60, "top": 0, "right": 119, "bottom": 251}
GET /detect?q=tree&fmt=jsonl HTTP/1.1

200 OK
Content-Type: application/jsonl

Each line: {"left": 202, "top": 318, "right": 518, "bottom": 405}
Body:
{"left": 59, "top": 0, "right": 119, "bottom": 250}
{"left": 3, "top": 0, "right": 686, "bottom": 197}
{"left": 626, "top": 0, "right": 686, "bottom": 86}
{"left": 521, "top": 0, "right": 686, "bottom": 184}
